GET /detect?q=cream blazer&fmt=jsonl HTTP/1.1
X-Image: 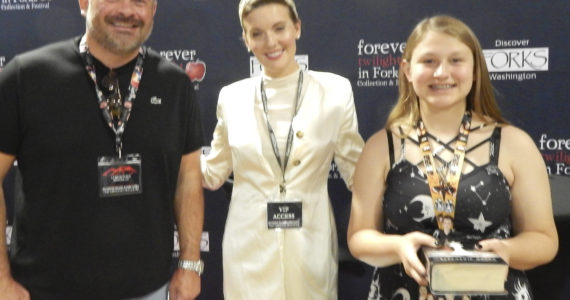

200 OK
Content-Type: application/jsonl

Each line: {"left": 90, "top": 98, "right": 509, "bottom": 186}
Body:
{"left": 202, "top": 70, "right": 364, "bottom": 300}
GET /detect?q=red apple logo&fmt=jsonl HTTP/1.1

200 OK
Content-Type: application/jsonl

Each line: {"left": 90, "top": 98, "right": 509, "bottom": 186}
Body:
{"left": 185, "top": 60, "right": 206, "bottom": 82}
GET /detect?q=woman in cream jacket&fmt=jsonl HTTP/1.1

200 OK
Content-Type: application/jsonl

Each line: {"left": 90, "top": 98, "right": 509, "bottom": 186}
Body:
{"left": 201, "top": 0, "right": 364, "bottom": 299}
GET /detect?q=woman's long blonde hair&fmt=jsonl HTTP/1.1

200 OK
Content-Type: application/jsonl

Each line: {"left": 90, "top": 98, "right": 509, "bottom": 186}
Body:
{"left": 386, "top": 15, "right": 507, "bottom": 129}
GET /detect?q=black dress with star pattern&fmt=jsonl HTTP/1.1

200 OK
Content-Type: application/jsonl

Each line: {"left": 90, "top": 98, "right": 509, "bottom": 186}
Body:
{"left": 367, "top": 127, "right": 533, "bottom": 300}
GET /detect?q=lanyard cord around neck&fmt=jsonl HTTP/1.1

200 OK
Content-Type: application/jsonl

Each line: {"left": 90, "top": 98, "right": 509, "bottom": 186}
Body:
{"left": 260, "top": 70, "right": 304, "bottom": 194}
{"left": 79, "top": 35, "right": 145, "bottom": 158}
{"left": 417, "top": 111, "right": 471, "bottom": 230}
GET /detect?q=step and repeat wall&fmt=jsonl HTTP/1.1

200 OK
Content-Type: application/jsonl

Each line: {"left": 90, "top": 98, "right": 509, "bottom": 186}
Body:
{"left": 1, "top": 1, "right": 569, "bottom": 299}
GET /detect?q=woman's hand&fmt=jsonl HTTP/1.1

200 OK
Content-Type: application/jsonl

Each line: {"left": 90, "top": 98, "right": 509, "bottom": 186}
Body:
{"left": 476, "top": 238, "right": 511, "bottom": 264}
{"left": 396, "top": 231, "right": 437, "bottom": 286}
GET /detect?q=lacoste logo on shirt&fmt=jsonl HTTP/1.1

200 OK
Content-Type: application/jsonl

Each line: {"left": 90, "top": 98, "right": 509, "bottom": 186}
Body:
{"left": 150, "top": 96, "right": 162, "bottom": 105}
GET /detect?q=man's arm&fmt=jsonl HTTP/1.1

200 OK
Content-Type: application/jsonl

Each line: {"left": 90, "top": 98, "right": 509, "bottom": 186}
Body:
{"left": 0, "top": 152, "right": 29, "bottom": 299}
{"left": 168, "top": 149, "right": 204, "bottom": 300}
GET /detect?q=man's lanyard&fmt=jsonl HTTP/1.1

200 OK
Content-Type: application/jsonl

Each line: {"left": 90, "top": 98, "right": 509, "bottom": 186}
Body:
{"left": 417, "top": 111, "right": 471, "bottom": 230}
{"left": 79, "top": 35, "right": 146, "bottom": 158}
{"left": 260, "top": 70, "right": 304, "bottom": 196}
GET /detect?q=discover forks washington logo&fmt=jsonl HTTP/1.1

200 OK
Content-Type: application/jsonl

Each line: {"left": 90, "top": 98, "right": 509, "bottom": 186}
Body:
{"left": 484, "top": 39, "right": 548, "bottom": 82}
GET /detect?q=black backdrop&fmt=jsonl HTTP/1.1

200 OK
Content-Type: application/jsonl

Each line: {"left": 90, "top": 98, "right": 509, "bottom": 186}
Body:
{"left": 1, "top": 1, "right": 569, "bottom": 299}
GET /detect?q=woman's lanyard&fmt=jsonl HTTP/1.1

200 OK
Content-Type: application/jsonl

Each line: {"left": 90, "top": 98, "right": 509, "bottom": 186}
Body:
{"left": 79, "top": 35, "right": 145, "bottom": 158}
{"left": 260, "top": 70, "right": 304, "bottom": 196}
{"left": 417, "top": 111, "right": 471, "bottom": 230}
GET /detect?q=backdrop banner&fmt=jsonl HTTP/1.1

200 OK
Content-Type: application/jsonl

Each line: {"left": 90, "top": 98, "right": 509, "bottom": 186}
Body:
{"left": 1, "top": 1, "right": 568, "bottom": 299}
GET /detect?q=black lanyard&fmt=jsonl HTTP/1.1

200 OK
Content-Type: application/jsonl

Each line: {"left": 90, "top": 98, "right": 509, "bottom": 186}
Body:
{"left": 79, "top": 35, "right": 145, "bottom": 158}
{"left": 260, "top": 70, "right": 304, "bottom": 195}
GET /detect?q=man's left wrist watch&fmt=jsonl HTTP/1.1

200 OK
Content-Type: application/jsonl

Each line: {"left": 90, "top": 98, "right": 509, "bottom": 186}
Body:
{"left": 178, "top": 259, "right": 204, "bottom": 276}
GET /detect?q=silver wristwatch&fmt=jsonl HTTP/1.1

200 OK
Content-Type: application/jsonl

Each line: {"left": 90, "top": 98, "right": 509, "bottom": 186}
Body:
{"left": 177, "top": 259, "right": 204, "bottom": 276}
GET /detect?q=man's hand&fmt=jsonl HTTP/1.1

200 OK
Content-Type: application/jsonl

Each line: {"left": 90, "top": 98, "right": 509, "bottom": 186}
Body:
{"left": 168, "top": 269, "right": 201, "bottom": 300}
{"left": 0, "top": 276, "right": 30, "bottom": 300}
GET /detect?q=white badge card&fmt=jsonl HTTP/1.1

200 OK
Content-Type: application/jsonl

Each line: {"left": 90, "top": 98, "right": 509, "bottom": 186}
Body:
{"left": 267, "top": 201, "right": 302, "bottom": 229}
{"left": 97, "top": 153, "right": 142, "bottom": 197}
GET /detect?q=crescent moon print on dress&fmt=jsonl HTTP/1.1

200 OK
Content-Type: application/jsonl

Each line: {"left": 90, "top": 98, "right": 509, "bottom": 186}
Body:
{"left": 391, "top": 287, "right": 411, "bottom": 300}
{"left": 410, "top": 195, "right": 435, "bottom": 222}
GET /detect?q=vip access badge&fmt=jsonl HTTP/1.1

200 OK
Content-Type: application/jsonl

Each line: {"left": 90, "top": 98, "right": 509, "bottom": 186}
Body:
{"left": 267, "top": 201, "right": 302, "bottom": 229}
{"left": 98, "top": 153, "right": 142, "bottom": 197}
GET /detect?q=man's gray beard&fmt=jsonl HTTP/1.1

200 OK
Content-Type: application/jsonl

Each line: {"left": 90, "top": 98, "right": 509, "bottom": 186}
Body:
{"left": 86, "top": 18, "right": 153, "bottom": 56}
